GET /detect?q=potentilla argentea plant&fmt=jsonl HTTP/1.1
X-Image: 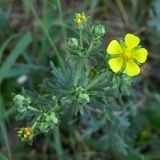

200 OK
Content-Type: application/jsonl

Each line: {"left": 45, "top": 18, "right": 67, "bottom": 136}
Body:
{"left": 13, "top": 13, "right": 148, "bottom": 154}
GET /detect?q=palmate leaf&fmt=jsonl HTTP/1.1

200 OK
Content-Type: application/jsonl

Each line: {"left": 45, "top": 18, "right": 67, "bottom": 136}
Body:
{"left": 43, "top": 62, "right": 75, "bottom": 95}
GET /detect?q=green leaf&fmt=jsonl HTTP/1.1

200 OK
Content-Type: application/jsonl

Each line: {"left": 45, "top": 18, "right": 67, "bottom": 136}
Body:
{"left": 0, "top": 33, "right": 20, "bottom": 61}
{"left": 0, "top": 32, "right": 32, "bottom": 84}
{"left": 0, "top": 95, "right": 12, "bottom": 159}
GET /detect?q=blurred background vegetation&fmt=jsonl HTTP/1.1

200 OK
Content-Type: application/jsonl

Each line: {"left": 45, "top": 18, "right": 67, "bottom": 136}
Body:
{"left": 0, "top": 0, "right": 160, "bottom": 159}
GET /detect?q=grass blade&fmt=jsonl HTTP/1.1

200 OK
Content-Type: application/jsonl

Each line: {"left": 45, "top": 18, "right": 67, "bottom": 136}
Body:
{"left": 0, "top": 33, "right": 20, "bottom": 62}
{"left": 0, "top": 94, "right": 12, "bottom": 159}
{"left": 0, "top": 32, "right": 32, "bottom": 84}
{"left": 25, "top": 0, "right": 65, "bottom": 71}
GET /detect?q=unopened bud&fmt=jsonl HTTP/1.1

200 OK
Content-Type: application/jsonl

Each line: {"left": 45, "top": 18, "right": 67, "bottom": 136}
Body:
{"left": 68, "top": 38, "right": 79, "bottom": 49}
{"left": 93, "top": 25, "right": 106, "bottom": 37}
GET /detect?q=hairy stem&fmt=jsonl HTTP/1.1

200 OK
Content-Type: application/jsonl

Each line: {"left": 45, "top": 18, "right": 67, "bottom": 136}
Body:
{"left": 74, "top": 58, "right": 84, "bottom": 86}
{"left": 86, "top": 70, "right": 108, "bottom": 91}
{"left": 31, "top": 115, "right": 41, "bottom": 131}
{"left": 74, "top": 42, "right": 94, "bottom": 86}
{"left": 27, "top": 106, "right": 40, "bottom": 112}
{"left": 80, "top": 29, "right": 83, "bottom": 49}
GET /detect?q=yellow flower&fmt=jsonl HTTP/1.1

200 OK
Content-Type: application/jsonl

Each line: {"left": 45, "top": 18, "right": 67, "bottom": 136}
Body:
{"left": 18, "top": 127, "right": 32, "bottom": 139}
{"left": 107, "top": 33, "right": 148, "bottom": 76}
{"left": 75, "top": 13, "right": 87, "bottom": 25}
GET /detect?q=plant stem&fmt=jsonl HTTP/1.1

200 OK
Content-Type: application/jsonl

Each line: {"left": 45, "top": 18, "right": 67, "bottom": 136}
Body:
{"left": 80, "top": 29, "right": 83, "bottom": 48}
{"left": 86, "top": 70, "right": 108, "bottom": 91}
{"left": 27, "top": 106, "right": 39, "bottom": 112}
{"left": 74, "top": 58, "right": 84, "bottom": 86}
{"left": 31, "top": 115, "right": 41, "bottom": 131}
{"left": 73, "top": 29, "right": 84, "bottom": 86}
{"left": 74, "top": 42, "right": 93, "bottom": 86}
{"left": 87, "top": 42, "right": 94, "bottom": 55}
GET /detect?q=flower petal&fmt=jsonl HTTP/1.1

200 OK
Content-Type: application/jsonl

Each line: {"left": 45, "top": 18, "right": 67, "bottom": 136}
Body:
{"left": 107, "top": 40, "right": 123, "bottom": 55}
{"left": 125, "top": 33, "right": 140, "bottom": 49}
{"left": 108, "top": 57, "right": 123, "bottom": 73}
{"left": 133, "top": 48, "right": 148, "bottom": 63}
{"left": 125, "top": 60, "right": 140, "bottom": 76}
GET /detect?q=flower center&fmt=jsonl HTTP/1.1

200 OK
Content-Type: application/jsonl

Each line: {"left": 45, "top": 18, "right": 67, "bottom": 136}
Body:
{"left": 122, "top": 48, "right": 132, "bottom": 61}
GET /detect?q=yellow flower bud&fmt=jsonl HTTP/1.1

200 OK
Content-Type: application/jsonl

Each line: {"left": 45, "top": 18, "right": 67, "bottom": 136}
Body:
{"left": 76, "top": 18, "right": 82, "bottom": 25}
{"left": 18, "top": 127, "right": 32, "bottom": 139}
{"left": 74, "top": 13, "right": 87, "bottom": 25}
{"left": 88, "top": 68, "right": 97, "bottom": 78}
{"left": 23, "top": 128, "right": 32, "bottom": 139}
{"left": 81, "top": 15, "right": 87, "bottom": 21}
